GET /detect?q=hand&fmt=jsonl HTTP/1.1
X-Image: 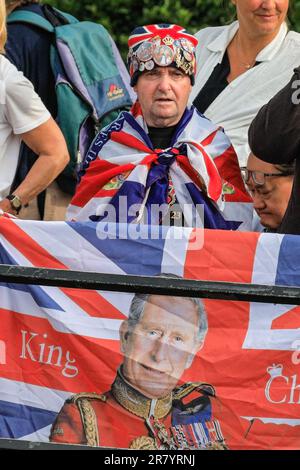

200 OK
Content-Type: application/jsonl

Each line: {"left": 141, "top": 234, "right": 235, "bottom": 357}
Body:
{"left": 0, "top": 198, "right": 17, "bottom": 215}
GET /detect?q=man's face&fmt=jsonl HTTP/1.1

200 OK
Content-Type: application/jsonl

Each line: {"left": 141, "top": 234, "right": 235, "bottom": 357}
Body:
{"left": 246, "top": 153, "right": 293, "bottom": 230}
{"left": 134, "top": 67, "right": 192, "bottom": 128}
{"left": 121, "top": 295, "right": 202, "bottom": 399}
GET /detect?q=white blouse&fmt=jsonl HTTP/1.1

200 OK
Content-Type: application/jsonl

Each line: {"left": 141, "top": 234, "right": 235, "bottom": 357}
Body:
{"left": 190, "top": 22, "right": 300, "bottom": 166}
{"left": 0, "top": 55, "right": 50, "bottom": 199}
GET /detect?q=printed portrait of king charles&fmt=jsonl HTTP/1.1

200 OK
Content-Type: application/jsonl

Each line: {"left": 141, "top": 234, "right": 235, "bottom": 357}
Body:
{"left": 50, "top": 290, "right": 227, "bottom": 449}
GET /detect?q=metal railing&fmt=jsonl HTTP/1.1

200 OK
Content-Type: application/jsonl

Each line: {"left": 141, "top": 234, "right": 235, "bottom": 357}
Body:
{"left": 0, "top": 263, "right": 300, "bottom": 304}
{"left": 1, "top": 262, "right": 300, "bottom": 451}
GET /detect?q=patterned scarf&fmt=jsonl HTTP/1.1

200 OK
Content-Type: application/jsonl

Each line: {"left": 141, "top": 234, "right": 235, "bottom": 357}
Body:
{"left": 68, "top": 102, "right": 252, "bottom": 230}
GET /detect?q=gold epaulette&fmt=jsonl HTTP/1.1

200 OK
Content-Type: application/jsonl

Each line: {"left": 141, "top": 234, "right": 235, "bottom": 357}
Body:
{"left": 67, "top": 392, "right": 107, "bottom": 404}
{"left": 173, "top": 381, "right": 216, "bottom": 400}
{"left": 67, "top": 392, "right": 106, "bottom": 447}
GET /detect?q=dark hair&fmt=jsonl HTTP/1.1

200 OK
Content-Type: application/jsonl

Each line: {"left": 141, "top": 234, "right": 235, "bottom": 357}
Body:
{"left": 274, "top": 160, "right": 296, "bottom": 176}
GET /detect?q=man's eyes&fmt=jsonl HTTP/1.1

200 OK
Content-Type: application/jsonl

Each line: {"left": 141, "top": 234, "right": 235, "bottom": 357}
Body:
{"left": 173, "top": 71, "right": 184, "bottom": 77}
{"left": 147, "top": 329, "right": 160, "bottom": 337}
{"left": 145, "top": 330, "right": 184, "bottom": 342}
{"left": 174, "top": 335, "right": 184, "bottom": 343}
{"left": 144, "top": 70, "right": 159, "bottom": 77}
{"left": 169, "top": 71, "right": 185, "bottom": 79}
{"left": 144, "top": 70, "right": 185, "bottom": 78}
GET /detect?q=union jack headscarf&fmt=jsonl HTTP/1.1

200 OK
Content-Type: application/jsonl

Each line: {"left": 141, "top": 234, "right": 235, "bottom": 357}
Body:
{"left": 127, "top": 24, "right": 198, "bottom": 86}
{"left": 67, "top": 103, "right": 252, "bottom": 230}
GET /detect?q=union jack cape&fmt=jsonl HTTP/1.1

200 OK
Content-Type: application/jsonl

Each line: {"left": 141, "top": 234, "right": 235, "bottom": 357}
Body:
{"left": 68, "top": 103, "right": 252, "bottom": 229}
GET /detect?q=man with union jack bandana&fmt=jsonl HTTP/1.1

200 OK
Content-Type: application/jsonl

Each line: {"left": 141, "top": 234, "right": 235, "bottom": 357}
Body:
{"left": 68, "top": 23, "right": 251, "bottom": 230}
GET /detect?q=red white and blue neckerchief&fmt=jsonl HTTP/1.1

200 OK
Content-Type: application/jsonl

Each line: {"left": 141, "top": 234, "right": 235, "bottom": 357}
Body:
{"left": 67, "top": 102, "right": 252, "bottom": 230}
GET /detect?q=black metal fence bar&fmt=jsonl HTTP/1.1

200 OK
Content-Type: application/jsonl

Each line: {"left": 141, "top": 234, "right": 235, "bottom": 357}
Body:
{"left": 0, "top": 264, "right": 300, "bottom": 304}
{"left": 0, "top": 438, "right": 100, "bottom": 450}
{"left": 0, "top": 266, "right": 299, "bottom": 451}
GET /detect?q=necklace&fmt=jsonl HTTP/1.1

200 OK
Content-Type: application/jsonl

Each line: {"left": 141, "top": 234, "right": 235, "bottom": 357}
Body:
{"left": 234, "top": 34, "right": 256, "bottom": 70}
{"left": 241, "top": 61, "right": 253, "bottom": 70}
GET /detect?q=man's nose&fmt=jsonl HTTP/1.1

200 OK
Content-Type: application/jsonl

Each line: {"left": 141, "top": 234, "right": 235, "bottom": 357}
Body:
{"left": 157, "top": 74, "right": 171, "bottom": 92}
{"left": 151, "top": 338, "right": 173, "bottom": 371}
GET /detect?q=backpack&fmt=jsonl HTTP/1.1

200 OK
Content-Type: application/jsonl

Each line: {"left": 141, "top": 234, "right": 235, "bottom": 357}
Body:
{"left": 7, "top": 4, "right": 133, "bottom": 194}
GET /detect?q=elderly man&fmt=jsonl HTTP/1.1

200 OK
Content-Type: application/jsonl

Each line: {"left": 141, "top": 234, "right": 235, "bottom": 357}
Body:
{"left": 68, "top": 24, "right": 251, "bottom": 230}
{"left": 50, "top": 292, "right": 227, "bottom": 449}
{"left": 242, "top": 153, "right": 295, "bottom": 232}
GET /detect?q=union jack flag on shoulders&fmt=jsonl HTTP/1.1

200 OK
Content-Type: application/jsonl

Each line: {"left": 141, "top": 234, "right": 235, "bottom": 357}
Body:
{"left": 68, "top": 103, "right": 252, "bottom": 230}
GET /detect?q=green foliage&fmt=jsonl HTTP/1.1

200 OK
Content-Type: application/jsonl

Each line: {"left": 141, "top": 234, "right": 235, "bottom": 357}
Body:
{"left": 289, "top": 0, "right": 300, "bottom": 30}
{"left": 47, "top": 0, "right": 299, "bottom": 58}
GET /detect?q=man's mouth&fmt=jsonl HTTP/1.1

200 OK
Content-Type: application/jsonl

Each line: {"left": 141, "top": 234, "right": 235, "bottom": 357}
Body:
{"left": 141, "top": 363, "right": 168, "bottom": 376}
{"left": 155, "top": 98, "right": 173, "bottom": 102}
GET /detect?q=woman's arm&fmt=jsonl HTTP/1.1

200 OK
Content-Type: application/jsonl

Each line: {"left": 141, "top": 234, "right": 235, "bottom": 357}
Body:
{"left": 0, "top": 117, "right": 69, "bottom": 214}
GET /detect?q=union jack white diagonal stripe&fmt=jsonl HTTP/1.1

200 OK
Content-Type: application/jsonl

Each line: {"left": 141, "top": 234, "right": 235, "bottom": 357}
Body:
{"left": 68, "top": 104, "right": 252, "bottom": 230}
{"left": 1, "top": 217, "right": 300, "bottom": 448}
{"left": 128, "top": 24, "right": 198, "bottom": 49}
{"left": 0, "top": 217, "right": 190, "bottom": 442}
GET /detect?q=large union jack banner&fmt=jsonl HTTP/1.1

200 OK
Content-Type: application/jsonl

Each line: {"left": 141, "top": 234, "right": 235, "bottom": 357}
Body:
{"left": 0, "top": 216, "right": 300, "bottom": 449}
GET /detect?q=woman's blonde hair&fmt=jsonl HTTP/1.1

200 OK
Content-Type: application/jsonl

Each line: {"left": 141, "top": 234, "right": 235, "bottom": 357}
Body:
{"left": 0, "top": 0, "right": 7, "bottom": 53}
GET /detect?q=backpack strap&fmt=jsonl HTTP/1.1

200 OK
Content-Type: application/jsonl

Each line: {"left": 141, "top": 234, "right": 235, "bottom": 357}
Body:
{"left": 7, "top": 10, "right": 55, "bottom": 33}
{"left": 7, "top": 5, "right": 78, "bottom": 32}
{"left": 42, "top": 4, "right": 78, "bottom": 27}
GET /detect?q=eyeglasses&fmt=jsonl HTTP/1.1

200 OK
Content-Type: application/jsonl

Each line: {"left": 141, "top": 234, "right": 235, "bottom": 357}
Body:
{"left": 241, "top": 167, "right": 293, "bottom": 186}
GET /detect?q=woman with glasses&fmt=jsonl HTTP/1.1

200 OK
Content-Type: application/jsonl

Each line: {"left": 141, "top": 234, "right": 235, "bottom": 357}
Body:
{"left": 243, "top": 153, "right": 295, "bottom": 231}
{"left": 249, "top": 66, "right": 300, "bottom": 235}
{"left": 190, "top": 0, "right": 300, "bottom": 167}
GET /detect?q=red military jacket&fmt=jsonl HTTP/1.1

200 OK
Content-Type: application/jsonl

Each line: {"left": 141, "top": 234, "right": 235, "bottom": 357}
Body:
{"left": 50, "top": 370, "right": 227, "bottom": 449}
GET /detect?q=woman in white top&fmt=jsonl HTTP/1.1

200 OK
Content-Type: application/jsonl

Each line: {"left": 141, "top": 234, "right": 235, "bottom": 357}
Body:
{"left": 190, "top": 0, "right": 300, "bottom": 166}
{"left": 0, "top": 0, "right": 69, "bottom": 216}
